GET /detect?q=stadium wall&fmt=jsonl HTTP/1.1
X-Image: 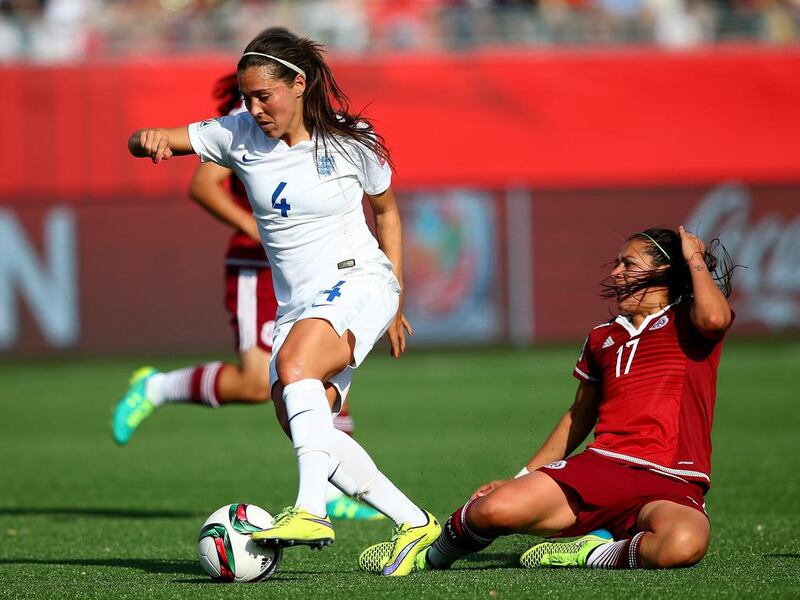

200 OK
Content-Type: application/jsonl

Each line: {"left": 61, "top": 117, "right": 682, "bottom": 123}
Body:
{"left": 1, "top": 49, "right": 799, "bottom": 355}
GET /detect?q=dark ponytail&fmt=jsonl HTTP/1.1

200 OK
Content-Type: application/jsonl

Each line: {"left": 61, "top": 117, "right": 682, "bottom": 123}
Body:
{"left": 601, "top": 227, "right": 737, "bottom": 303}
{"left": 237, "top": 27, "right": 391, "bottom": 168}
{"left": 213, "top": 72, "right": 241, "bottom": 116}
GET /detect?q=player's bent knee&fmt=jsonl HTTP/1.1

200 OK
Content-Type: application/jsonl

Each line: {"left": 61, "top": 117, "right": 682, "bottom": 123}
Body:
{"left": 472, "top": 495, "right": 528, "bottom": 533}
{"left": 658, "top": 526, "right": 709, "bottom": 568}
{"left": 274, "top": 355, "right": 309, "bottom": 386}
{"left": 241, "top": 377, "right": 270, "bottom": 403}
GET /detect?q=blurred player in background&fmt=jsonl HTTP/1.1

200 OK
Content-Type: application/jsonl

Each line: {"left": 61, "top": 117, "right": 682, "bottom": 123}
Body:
{"left": 126, "top": 27, "right": 439, "bottom": 576}
{"left": 112, "top": 70, "right": 382, "bottom": 522}
{"left": 360, "top": 226, "right": 735, "bottom": 573}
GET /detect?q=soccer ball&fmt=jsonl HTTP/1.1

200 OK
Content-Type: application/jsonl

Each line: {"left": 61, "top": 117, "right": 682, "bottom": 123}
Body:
{"left": 197, "top": 503, "right": 282, "bottom": 583}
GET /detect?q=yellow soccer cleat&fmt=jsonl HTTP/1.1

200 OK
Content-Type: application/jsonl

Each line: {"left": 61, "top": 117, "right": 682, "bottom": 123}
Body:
{"left": 520, "top": 530, "right": 614, "bottom": 568}
{"left": 358, "top": 541, "right": 394, "bottom": 573}
{"left": 380, "top": 510, "right": 441, "bottom": 577}
{"left": 251, "top": 507, "right": 335, "bottom": 550}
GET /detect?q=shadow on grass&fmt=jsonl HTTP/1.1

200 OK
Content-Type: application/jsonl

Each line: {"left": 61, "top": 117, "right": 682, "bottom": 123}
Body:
{"left": 0, "top": 558, "right": 199, "bottom": 575}
{"left": 0, "top": 507, "right": 197, "bottom": 519}
{"left": 172, "top": 571, "right": 316, "bottom": 584}
{"left": 456, "top": 552, "right": 520, "bottom": 570}
{"left": 172, "top": 576, "right": 302, "bottom": 584}
{"left": 172, "top": 577, "right": 221, "bottom": 584}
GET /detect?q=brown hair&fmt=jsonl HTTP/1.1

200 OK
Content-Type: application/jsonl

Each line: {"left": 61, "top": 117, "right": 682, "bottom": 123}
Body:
{"left": 237, "top": 27, "right": 391, "bottom": 169}
{"left": 213, "top": 72, "right": 240, "bottom": 116}
{"left": 601, "top": 227, "right": 737, "bottom": 303}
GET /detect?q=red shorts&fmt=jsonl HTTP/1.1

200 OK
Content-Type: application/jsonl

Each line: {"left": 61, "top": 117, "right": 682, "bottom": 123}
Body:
{"left": 224, "top": 265, "right": 278, "bottom": 352}
{"left": 539, "top": 450, "right": 707, "bottom": 540}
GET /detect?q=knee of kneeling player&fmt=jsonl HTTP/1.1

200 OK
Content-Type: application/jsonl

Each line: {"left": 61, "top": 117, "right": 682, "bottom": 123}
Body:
{"left": 471, "top": 495, "right": 528, "bottom": 533}
{"left": 657, "top": 527, "right": 709, "bottom": 568}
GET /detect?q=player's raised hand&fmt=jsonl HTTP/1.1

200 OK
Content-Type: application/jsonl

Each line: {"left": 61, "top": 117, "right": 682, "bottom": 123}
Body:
{"left": 387, "top": 311, "right": 413, "bottom": 358}
{"left": 679, "top": 225, "right": 706, "bottom": 264}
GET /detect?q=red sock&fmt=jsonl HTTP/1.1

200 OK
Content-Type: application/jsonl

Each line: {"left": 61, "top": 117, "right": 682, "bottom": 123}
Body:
{"left": 333, "top": 406, "right": 354, "bottom": 435}
{"left": 425, "top": 500, "right": 495, "bottom": 569}
{"left": 188, "top": 361, "right": 224, "bottom": 407}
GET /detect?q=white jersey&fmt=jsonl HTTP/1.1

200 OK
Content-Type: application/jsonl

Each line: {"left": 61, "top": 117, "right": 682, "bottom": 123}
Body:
{"left": 188, "top": 112, "right": 393, "bottom": 318}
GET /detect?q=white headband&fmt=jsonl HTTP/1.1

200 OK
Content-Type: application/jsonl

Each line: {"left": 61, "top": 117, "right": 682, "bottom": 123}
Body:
{"left": 241, "top": 52, "right": 306, "bottom": 78}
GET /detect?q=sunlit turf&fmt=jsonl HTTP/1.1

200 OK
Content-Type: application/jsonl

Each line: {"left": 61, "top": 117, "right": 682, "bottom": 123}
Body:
{"left": 1, "top": 340, "right": 798, "bottom": 598}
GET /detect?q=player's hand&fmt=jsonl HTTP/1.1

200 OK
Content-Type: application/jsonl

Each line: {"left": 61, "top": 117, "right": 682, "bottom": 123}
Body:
{"left": 135, "top": 129, "right": 174, "bottom": 164}
{"left": 679, "top": 225, "right": 706, "bottom": 264}
{"left": 387, "top": 310, "right": 413, "bottom": 358}
{"left": 470, "top": 479, "right": 510, "bottom": 500}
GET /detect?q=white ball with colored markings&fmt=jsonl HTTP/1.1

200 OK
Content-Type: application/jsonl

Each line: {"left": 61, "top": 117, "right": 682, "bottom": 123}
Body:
{"left": 197, "top": 503, "right": 282, "bottom": 583}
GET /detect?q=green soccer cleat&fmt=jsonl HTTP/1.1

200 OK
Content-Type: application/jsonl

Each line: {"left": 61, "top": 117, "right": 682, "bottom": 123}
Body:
{"left": 520, "top": 530, "right": 614, "bottom": 568}
{"left": 251, "top": 507, "right": 335, "bottom": 549}
{"left": 112, "top": 367, "right": 159, "bottom": 446}
{"left": 380, "top": 510, "right": 441, "bottom": 577}
{"left": 327, "top": 496, "right": 385, "bottom": 521}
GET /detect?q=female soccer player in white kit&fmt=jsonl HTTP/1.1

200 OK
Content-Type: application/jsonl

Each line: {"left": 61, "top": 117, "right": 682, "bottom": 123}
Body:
{"left": 127, "top": 27, "right": 439, "bottom": 576}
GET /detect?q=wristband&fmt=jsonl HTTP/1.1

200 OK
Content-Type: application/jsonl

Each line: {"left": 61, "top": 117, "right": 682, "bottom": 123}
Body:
{"left": 514, "top": 466, "right": 531, "bottom": 479}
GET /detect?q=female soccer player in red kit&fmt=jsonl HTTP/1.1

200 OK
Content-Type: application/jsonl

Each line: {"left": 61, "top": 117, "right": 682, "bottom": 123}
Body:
{"left": 361, "top": 226, "right": 735, "bottom": 572}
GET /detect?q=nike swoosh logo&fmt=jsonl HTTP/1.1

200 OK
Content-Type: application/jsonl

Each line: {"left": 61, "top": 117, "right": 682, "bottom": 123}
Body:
{"left": 303, "top": 517, "right": 334, "bottom": 529}
{"left": 288, "top": 409, "right": 313, "bottom": 424}
{"left": 311, "top": 303, "right": 334, "bottom": 308}
{"left": 382, "top": 535, "right": 424, "bottom": 575}
{"left": 242, "top": 154, "right": 260, "bottom": 163}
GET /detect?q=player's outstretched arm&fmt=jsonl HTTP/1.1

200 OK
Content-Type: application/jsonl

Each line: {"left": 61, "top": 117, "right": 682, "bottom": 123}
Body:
{"left": 128, "top": 126, "right": 194, "bottom": 164}
{"left": 471, "top": 382, "right": 601, "bottom": 499}
{"left": 522, "top": 381, "right": 601, "bottom": 472}
{"left": 189, "top": 162, "right": 259, "bottom": 242}
{"left": 368, "top": 186, "right": 413, "bottom": 358}
{"left": 680, "top": 225, "right": 732, "bottom": 338}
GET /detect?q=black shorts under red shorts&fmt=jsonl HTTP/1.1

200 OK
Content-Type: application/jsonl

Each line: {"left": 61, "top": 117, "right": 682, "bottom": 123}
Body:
{"left": 539, "top": 450, "right": 708, "bottom": 540}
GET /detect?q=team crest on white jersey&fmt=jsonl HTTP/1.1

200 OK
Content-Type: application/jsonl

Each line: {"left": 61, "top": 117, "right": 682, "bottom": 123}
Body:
{"left": 650, "top": 315, "right": 670, "bottom": 331}
{"left": 544, "top": 460, "right": 567, "bottom": 470}
{"left": 317, "top": 155, "right": 336, "bottom": 177}
{"left": 198, "top": 118, "right": 221, "bottom": 129}
{"left": 602, "top": 336, "right": 614, "bottom": 349}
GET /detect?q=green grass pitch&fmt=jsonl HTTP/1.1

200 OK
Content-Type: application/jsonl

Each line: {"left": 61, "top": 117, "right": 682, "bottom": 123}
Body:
{"left": 1, "top": 340, "right": 798, "bottom": 598}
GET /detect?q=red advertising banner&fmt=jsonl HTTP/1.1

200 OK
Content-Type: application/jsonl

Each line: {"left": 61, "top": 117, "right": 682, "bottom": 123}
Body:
{"left": 530, "top": 183, "right": 800, "bottom": 341}
{"left": 1, "top": 50, "right": 799, "bottom": 355}
{"left": 1, "top": 47, "right": 800, "bottom": 199}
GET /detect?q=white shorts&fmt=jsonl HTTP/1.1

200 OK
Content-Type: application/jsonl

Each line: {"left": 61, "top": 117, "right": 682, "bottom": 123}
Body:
{"left": 269, "top": 263, "right": 400, "bottom": 409}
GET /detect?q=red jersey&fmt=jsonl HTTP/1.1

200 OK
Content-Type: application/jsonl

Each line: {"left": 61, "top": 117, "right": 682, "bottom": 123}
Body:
{"left": 574, "top": 301, "right": 732, "bottom": 488}
{"left": 225, "top": 175, "right": 268, "bottom": 267}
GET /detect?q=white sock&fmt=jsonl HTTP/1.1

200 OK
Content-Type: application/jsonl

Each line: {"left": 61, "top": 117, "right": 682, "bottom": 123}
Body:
{"left": 284, "top": 379, "right": 333, "bottom": 518}
{"left": 585, "top": 532, "right": 644, "bottom": 569}
{"left": 328, "top": 429, "right": 426, "bottom": 526}
{"left": 146, "top": 369, "right": 192, "bottom": 407}
{"left": 146, "top": 363, "right": 223, "bottom": 408}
